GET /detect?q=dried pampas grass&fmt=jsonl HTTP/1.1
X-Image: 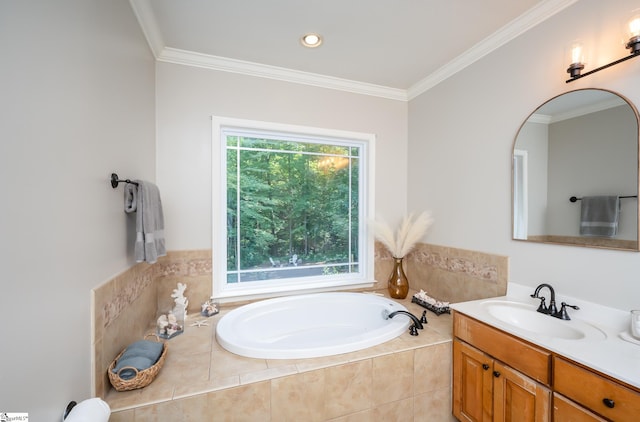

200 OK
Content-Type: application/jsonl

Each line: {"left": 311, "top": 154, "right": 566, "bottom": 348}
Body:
{"left": 373, "top": 211, "right": 433, "bottom": 258}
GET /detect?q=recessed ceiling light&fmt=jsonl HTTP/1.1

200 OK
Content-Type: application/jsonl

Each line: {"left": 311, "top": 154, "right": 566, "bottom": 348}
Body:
{"left": 301, "top": 33, "right": 322, "bottom": 48}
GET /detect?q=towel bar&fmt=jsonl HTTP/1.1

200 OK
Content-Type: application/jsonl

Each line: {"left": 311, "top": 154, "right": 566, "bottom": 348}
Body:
{"left": 111, "top": 173, "right": 139, "bottom": 188}
{"left": 570, "top": 195, "right": 637, "bottom": 202}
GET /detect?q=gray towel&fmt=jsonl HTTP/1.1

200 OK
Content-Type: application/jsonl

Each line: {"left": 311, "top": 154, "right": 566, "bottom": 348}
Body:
{"left": 580, "top": 196, "right": 620, "bottom": 237}
{"left": 124, "top": 181, "right": 166, "bottom": 263}
{"left": 119, "top": 340, "right": 163, "bottom": 362}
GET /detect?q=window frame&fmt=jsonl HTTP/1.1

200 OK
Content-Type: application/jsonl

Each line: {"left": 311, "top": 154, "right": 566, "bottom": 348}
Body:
{"left": 212, "top": 116, "right": 376, "bottom": 301}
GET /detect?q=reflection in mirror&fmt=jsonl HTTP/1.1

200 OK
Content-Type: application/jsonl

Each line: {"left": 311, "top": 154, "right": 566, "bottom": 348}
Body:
{"left": 512, "top": 89, "right": 640, "bottom": 251}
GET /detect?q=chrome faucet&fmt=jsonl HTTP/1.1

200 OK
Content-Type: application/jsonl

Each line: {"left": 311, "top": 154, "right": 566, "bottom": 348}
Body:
{"left": 530, "top": 283, "right": 558, "bottom": 316}
{"left": 385, "top": 310, "right": 424, "bottom": 335}
{"left": 530, "top": 283, "right": 580, "bottom": 320}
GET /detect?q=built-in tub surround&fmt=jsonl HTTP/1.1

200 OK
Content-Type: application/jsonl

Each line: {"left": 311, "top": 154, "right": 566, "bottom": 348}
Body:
{"left": 94, "top": 244, "right": 507, "bottom": 399}
{"left": 106, "top": 293, "right": 455, "bottom": 421}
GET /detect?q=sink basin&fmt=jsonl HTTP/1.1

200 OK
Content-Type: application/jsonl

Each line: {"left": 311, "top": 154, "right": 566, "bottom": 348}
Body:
{"left": 481, "top": 301, "right": 606, "bottom": 341}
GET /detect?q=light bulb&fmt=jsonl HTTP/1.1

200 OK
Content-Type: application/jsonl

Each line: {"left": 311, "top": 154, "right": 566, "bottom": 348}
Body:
{"left": 570, "top": 42, "right": 584, "bottom": 65}
{"left": 629, "top": 15, "right": 640, "bottom": 38}
{"left": 626, "top": 11, "right": 640, "bottom": 54}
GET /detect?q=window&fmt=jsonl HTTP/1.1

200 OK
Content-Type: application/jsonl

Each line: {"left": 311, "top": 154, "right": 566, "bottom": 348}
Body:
{"left": 212, "top": 117, "right": 375, "bottom": 300}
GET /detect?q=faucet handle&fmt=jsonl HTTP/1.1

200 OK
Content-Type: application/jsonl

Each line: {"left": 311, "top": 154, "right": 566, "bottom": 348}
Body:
{"left": 553, "top": 302, "right": 580, "bottom": 320}
{"left": 533, "top": 296, "right": 548, "bottom": 314}
{"left": 408, "top": 324, "right": 419, "bottom": 336}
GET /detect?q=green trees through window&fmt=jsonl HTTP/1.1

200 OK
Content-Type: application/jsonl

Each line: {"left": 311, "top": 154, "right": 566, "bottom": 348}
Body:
{"left": 225, "top": 133, "right": 361, "bottom": 283}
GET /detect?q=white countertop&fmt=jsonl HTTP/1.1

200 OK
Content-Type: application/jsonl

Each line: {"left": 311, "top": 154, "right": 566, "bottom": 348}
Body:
{"left": 450, "top": 283, "right": 640, "bottom": 390}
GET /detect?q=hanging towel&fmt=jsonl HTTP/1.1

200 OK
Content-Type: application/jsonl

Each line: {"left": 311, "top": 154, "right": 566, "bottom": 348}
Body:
{"left": 580, "top": 195, "right": 620, "bottom": 237}
{"left": 124, "top": 181, "right": 166, "bottom": 263}
{"left": 123, "top": 183, "right": 137, "bottom": 213}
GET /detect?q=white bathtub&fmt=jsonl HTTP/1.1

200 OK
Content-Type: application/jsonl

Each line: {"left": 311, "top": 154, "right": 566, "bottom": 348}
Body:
{"left": 215, "top": 292, "right": 411, "bottom": 359}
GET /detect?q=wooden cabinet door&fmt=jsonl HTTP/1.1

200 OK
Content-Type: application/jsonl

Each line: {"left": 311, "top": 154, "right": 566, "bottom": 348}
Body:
{"left": 492, "top": 361, "right": 551, "bottom": 422}
{"left": 453, "top": 339, "right": 494, "bottom": 422}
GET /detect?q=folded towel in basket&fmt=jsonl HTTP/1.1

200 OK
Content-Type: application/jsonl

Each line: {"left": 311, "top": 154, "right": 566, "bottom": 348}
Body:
{"left": 119, "top": 339, "right": 164, "bottom": 362}
{"left": 124, "top": 180, "right": 166, "bottom": 263}
{"left": 580, "top": 196, "right": 620, "bottom": 237}
{"left": 113, "top": 356, "right": 154, "bottom": 380}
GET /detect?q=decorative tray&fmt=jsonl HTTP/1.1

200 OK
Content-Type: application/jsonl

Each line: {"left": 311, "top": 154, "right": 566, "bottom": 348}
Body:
{"left": 411, "top": 296, "right": 451, "bottom": 316}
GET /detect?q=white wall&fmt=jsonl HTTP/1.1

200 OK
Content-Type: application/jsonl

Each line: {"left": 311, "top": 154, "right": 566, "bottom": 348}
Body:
{"left": 408, "top": 0, "right": 640, "bottom": 310}
{"left": 156, "top": 62, "right": 409, "bottom": 251}
{"left": 0, "top": 0, "right": 155, "bottom": 419}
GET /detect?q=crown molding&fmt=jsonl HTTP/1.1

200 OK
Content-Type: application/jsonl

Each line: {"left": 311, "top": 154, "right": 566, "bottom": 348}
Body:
{"left": 129, "top": 0, "right": 164, "bottom": 57}
{"left": 131, "top": 0, "right": 578, "bottom": 102}
{"left": 157, "top": 48, "right": 409, "bottom": 101}
{"left": 406, "top": 0, "right": 579, "bottom": 100}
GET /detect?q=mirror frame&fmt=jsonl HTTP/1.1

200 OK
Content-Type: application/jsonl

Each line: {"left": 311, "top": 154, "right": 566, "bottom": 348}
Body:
{"left": 512, "top": 88, "right": 640, "bottom": 251}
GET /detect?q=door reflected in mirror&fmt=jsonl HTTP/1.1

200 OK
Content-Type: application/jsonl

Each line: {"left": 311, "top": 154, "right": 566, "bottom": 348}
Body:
{"left": 512, "top": 89, "right": 640, "bottom": 251}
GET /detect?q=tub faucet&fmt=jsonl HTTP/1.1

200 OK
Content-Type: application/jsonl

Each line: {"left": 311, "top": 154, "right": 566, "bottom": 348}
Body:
{"left": 386, "top": 310, "right": 424, "bottom": 335}
{"left": 530, "top": 283, "right": 558, "bottom": 316}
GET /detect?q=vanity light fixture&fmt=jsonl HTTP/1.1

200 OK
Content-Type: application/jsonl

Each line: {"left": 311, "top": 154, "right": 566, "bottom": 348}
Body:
{"left": 566, "top": 11, "right": 640, "bottom": 83}
{"left": 301, "top": 33, "right": 323, "bottom": 48}
{"left": 566, "top": 41, "right": 585, "bottom": 79}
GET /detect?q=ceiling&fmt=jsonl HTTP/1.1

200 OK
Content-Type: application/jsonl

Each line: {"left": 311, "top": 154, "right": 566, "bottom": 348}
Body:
{"left": 130, "top": 0, "right": 578, "bottom": 100}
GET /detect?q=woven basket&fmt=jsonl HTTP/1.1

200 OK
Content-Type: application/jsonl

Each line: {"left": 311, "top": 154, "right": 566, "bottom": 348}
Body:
{"left": 108, "top": 333, "right": 168, "bottom": 392}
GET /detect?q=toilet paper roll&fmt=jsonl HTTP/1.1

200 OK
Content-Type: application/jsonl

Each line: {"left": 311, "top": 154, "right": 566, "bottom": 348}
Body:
{"left": 64, "top": 398, "right": 110, "bottom": 422}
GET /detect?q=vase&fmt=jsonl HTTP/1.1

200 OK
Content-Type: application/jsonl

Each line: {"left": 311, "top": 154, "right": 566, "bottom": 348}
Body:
{"left": 388, "top": 257, "right": 409, "bottom": 299}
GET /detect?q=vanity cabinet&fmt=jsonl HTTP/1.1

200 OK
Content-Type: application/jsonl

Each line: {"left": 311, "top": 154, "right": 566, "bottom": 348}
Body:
{"left": 453, "top": 312, "right": 640, "bottom": 422}
{"left": 554, "top": 356, "right": 640, "bottom": 421}
{"left": 453, "top": 313, "right": 552, "bottom": 421}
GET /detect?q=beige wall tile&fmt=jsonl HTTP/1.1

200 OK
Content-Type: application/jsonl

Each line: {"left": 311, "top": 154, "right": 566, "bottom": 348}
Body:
{"left": 372, "top": 397, "right": 414, "bottom": 421}
{"left": 405, "top": 243, "right": 508, "bottom": 304}
{"left": 160, "top": 350, "right": 211, "bottom": 384}
{"left": 157, "top": 274, "right": 212, "bottom": 315}
{"left": 210, "top": 350, "right": 268, "bottom": 379}
{"left": 371, "top": 350, "right": 414, "bottom": 406}
{"left": 414, "top": 342, "right": 452, "bottom": 395}
{"left": 109, "top": 409, "right": 135, "bottom": 422}
{"left": 133, "top": 392, "right": 213, "bottom": 421}
{"left": 208, "top": 382, "right": 271, "bottom": 421}
{"left": 325, "top": 360, "right": 373, "bottom": 419}
{"left": 168, "top": 323, "right": 214, "bottom": 356}
{"left": 328, "top": 409, "right": 373, "bottom": 422}
{"left": 173, "top": 375, "right": 240, "bottom": 399}
{"left": 240, "top": 364, "right": 299, "bottom": 384}
{"left": 271, "top": 370, "right": 326, "bottom": 421}
{"left": 413, "top": 388, "right": 456, "bottom": 422}
{"left": 179, "top": 393, "right": 215, "bottom": 421}
{"left": 93, "top": 337, "right": 105, "bottom": 398}
{"left": 133, "top": 398, "right": 182, "bottom": 421}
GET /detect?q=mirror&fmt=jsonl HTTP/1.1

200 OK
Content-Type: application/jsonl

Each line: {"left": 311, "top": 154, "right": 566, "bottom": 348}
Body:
{"left": 512, "top": 88, "right": 640, "bottom": 251}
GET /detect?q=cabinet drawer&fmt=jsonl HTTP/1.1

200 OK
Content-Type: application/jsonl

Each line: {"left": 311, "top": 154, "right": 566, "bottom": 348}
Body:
{"left": 554, "top": 393, "right": 606, "bottom": 421}
{"left": 454, "top": 312, "right": 551, "bottom": 385}
{"left": 554, "top": 357, "right": 640, "bottom": 421}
